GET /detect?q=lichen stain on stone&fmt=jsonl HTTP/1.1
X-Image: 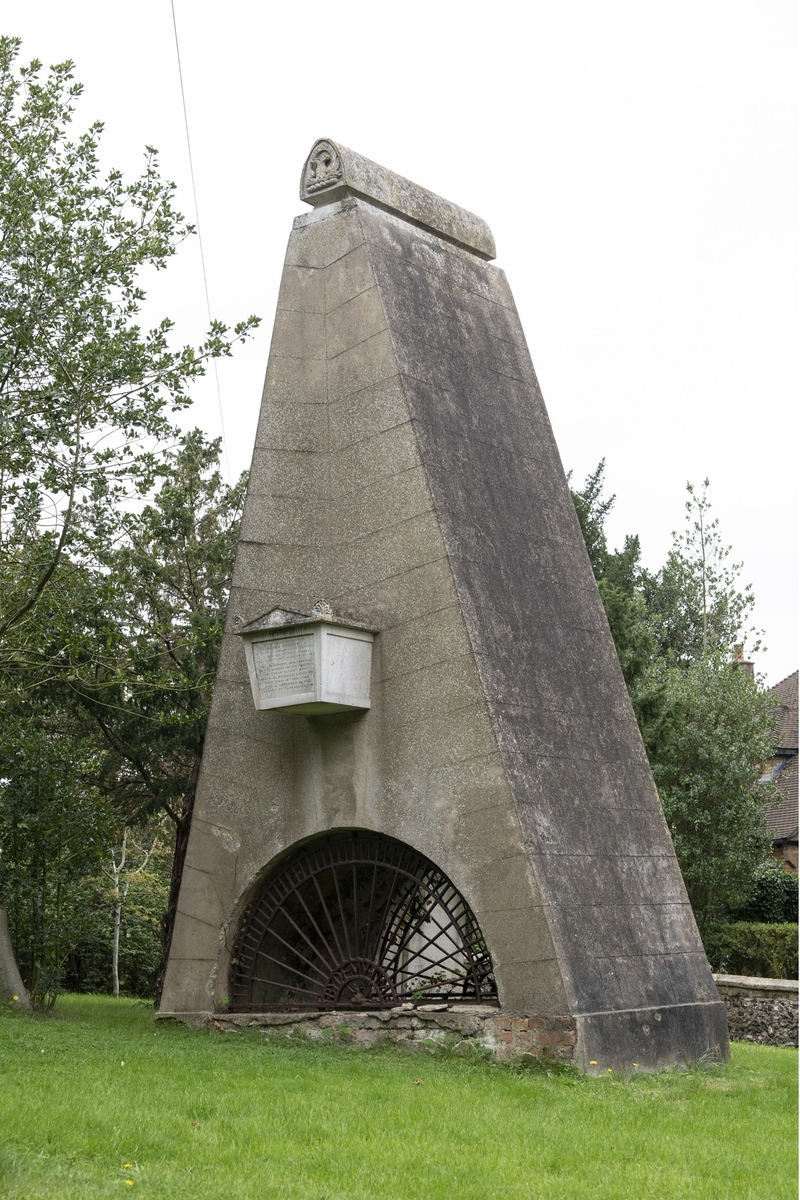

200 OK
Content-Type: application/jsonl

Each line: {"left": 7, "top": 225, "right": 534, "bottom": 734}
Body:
{"left": 210, "top": 825, "right": 241, "bottom": 854}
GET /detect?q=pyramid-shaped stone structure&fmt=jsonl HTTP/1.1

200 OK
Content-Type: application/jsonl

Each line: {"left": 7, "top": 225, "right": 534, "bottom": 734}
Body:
{"left": 159, "top": 140, "right": 729, "bottom": 1071}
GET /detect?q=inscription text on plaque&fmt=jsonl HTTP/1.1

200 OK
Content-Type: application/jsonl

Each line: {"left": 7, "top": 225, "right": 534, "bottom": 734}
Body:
{"left": 238, "top": 611, "right": 374, "bottom": 714}
{"left": 253, "top": 634, "right": 314, "bottom": 700}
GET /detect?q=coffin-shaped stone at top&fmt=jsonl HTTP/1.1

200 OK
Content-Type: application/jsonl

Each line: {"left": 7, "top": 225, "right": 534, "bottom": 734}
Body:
{"left": 299, "top": 138, "right": 496, "bottom": 260}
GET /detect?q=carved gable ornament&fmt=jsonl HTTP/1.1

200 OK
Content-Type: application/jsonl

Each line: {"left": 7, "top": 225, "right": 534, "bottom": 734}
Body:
{"left": 302, "top": 140, "right": 343, "bottom": 196}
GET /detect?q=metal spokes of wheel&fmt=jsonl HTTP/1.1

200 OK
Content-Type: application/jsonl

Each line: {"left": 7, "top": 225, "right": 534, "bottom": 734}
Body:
{"left": 230, "top": 830, "right": 497, "bottom": 1011}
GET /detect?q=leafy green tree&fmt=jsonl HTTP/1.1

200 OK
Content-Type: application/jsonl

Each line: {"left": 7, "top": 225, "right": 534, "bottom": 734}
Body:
{"left": 569, "top": 465, "right": 779, "bottom": 929}
{"left": 569, "top": 462, "right": 662, "bottom": 740}
{"left": 62, "top": 818, "right": 172, "bottom": 998}
{"left": 63, "top": 431, "right": 246, "bottom": 1001}
{"left": 0, "top": 37, "right": 256, "bottom": 999}
{"left": 645, "top": 479, "right": 762, "bottom": 664}
{"left": 650, "top": 652, "right": 778, "bottom": 928}
{"left": 638, "top": 482, "right": 774, "bottom": 925}
{"left": 105, "top": 825, "right": 162, "bottom": 998}
{"left": 0, "top": 36, "right": 256, "bottom": 675}
{"left": 569, "top": 459, "right": 615, "bottom": 580}
{"left": 0, "top": 430, "right": 242, "bottom": 1005}
{"left": 0, "top": 713, "right": 117, "bottom": 1007}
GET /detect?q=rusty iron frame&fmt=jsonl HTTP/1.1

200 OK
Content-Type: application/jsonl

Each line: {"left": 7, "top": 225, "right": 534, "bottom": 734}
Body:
{"left": 230, "top": 831, "right": 498, "bottom": 1011}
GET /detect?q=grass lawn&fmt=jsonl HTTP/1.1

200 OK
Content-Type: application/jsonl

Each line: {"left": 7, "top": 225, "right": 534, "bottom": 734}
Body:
{"left": 0, "top": 996, "right": 796, "bottom": 1199}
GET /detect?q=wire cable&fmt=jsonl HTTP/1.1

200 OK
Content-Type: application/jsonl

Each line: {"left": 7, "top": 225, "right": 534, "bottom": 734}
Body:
{"left": 169, "top": 0, "right": 232, "bottom": 480}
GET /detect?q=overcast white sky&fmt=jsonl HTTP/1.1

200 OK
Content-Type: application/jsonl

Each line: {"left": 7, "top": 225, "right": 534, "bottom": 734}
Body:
{"left": 11, "top": 1, "right": 799, "bottom": 684}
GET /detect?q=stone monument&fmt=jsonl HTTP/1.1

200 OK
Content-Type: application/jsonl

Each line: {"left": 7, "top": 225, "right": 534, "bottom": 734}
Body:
{"left": 158, "top": 139, "right": 730, "bottom": 1071}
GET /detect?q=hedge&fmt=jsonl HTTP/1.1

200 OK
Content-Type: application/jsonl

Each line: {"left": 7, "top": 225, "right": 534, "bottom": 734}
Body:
{"left": 702, "top": 922, "right": 798, "bottom": 980}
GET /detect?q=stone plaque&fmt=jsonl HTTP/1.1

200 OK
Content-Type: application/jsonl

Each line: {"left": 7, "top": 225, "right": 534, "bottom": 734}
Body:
{"left": 238, "top": 611, "right": 374, "bottom": 713}
{"left": 253, "top": 633, "right": 314, "bottom": 701}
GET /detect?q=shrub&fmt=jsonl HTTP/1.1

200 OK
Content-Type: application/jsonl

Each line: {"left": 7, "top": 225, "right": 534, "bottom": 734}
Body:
{"left": 703, "top": 922, "right": 798, "bottom": 980}
{"left": 732, "top": 864, "right": 798, "bottom": 924}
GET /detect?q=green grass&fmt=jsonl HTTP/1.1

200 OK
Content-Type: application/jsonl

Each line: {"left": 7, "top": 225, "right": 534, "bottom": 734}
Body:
{"left": 0, "top": 996, "right": 796, "bottom": 1199}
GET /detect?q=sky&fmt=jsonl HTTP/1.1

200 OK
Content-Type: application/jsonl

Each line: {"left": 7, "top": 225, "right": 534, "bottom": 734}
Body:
{"left": 10, "top": 1, "right": 799, "bottom": 685}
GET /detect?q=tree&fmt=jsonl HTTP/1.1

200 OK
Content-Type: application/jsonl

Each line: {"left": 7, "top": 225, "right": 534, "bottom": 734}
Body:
{"left": 569, "top": 462, "right": 663, "bottom": 740}
{"left": 645, "top": 479, "right": 762, "bottom": 664}
{"left": 0, "top": 905, "right": 29, "bottom": 1006}
{"left": 569, "top": 465, "right": 779, "bottom": 926}
{"left": 64, "top": 430, "right": 246, "bottom": 1002}
{"left": 569, "top": 459, "right": 615, "bottom": 580}
{"left": 650, "top": 652, "right": 778, "bottom": 928}
{"left": 0, "top": 711, "right": 117, "bottom": 1007}
{"left": 105, "top": 825, "right": 161, "bottom": 999}
{"left": 61, "top": 815, "right": 171, "bottom": 998}
{"left": 0, "top": 430, "right": 242, "bottom": 1006}
{"left": 0, "top": 37, "right": 257, "bottom": 1001}
{"left": 0, "top": 36, "right": 256, "bottom": 674}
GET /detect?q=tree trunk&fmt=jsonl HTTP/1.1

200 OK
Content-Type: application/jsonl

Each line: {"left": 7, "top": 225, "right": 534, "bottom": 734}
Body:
{"left": 112, "top": 901, "right": 121, "bottom": 998}
{"left": 153, "top": 776, "right": 197, "bottom": 1009}
{"left": 0, "top": 904, "right": 31, "bottom": 1008}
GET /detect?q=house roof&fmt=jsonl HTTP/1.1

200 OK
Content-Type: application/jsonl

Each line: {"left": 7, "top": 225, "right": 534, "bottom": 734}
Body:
{"left": 771, "top": 671, "right": 798, "bottom": 751}
{"left": 766, "top": 756, "right": 798, "bottom": 842}
{"left": 765, "top": 672, "right": 798, "bottom": 843}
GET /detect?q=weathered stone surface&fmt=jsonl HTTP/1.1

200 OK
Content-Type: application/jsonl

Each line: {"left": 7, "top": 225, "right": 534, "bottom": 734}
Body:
{"left": 156, "top": 1005, "right": 578, "bottom": 1062}
{"left": 722, "top": 997, "right": 798, "bottom": 1046}
{"left": 286, "top": 202, "right": 365, "bottom": 270}
{"left": 571, "top": 1005, "right": 720, "bottom": 1073}
{"left": 712, "top": 973, "right": 798, "bottom": 1047}
{"left": 160, "top": 155, "right": 728, "bottom": 1072}
{"left": 713, "top": 973, "right": 798, "bottom": 1000}
{"left": 299, "top": 141, "right": 496, "bottom": 260}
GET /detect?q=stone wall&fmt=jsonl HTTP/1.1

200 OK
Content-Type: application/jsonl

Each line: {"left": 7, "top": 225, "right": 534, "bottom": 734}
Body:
{"left": 722, "top": 996, "right": 798, "bottom": 1047}
{"left": 713, "top": 974, "right": 798, "bottom": 1048}
{"left": 160, "top": 1005, "right": 577, "bottom": 1063}
{"left": 160, "top": 974, "right": 800, "bottom": 1060}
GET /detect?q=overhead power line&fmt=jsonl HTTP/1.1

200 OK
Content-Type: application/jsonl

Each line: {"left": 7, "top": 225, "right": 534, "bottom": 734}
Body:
{"left": 169, "top": 0, "right": 232, "bottom": 481}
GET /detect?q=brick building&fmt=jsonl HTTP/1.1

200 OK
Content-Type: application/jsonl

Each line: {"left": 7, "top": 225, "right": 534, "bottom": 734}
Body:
{"left": 763, "top": 671, "right": 798, "bottom": 873}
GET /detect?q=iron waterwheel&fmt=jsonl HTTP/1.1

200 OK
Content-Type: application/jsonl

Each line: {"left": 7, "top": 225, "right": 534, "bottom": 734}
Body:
{"left": 230, "top": 830, "right": 497, "bottom": 1011}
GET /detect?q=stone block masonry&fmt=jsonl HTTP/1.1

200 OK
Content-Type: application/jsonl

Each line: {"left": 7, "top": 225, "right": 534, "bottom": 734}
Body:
{"left": 159, "top": 139, "right": 730, "bottom": 1074}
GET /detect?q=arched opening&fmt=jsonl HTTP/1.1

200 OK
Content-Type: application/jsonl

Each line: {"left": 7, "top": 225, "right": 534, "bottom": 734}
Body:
{"left": 230, "top": 830, "right": 497, "bottom": 1011}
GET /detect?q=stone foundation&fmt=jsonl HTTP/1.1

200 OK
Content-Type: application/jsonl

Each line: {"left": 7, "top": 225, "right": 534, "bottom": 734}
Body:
{"left": 156, "top": 1006, "right": 577, "bottom": 1062}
